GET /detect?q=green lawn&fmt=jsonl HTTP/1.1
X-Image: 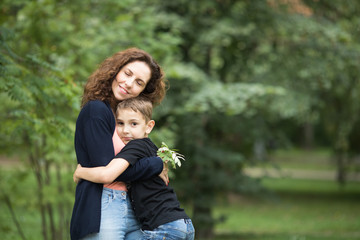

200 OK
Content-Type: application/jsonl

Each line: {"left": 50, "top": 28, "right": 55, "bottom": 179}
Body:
{"left": 213, "top": 178, "right": 360, "bottom": 240}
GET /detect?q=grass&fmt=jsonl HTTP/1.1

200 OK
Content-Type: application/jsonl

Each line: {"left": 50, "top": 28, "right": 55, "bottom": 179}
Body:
{"left": 211, "top": 148, "right": 360, "bottom": 239}
{"left": 0, "top": 166, "right": 73, "bottom": 240}
{"left": 213, "top": 178, "right": 360, "bottom": 240}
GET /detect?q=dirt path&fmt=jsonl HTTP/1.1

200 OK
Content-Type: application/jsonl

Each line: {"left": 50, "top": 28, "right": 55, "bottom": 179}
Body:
{"left": 244, "top": 167, "right": 360, "bottom": 182}
{"left": 2, "top": 155, "right": 360, "bottom": 182}
{"left": 0, "top": 156, "right": 21, "bottom": 168}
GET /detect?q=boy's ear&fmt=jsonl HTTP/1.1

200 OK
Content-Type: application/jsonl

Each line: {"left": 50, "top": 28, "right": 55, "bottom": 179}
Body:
{"left": 145, "top": 120, "right": 155, "bottom": 135}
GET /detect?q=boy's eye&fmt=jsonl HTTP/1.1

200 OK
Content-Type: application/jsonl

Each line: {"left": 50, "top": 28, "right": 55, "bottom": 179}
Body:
{"left": 131, "top": 122, "right": 138, "bottom": 126}
{"left": 117, "top": 121, "right": 124, "bottom": 125}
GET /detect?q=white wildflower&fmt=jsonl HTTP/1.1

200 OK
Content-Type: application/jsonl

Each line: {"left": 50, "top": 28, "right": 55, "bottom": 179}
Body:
{"left": 157, "top": 142, "right": 185, "bottom": 169}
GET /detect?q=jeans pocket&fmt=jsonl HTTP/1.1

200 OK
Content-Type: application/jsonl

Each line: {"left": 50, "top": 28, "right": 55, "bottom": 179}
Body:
{"left": 155, "top": 220, "right": 188, "bottom": 239}
{"left": 141, "top": 229, "right": 155, "bottom": 239}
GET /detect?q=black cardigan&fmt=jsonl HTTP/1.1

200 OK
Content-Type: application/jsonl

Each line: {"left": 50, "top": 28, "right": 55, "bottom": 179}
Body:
{"left": 70, "top": 100, "right": 163, "bottom": 240}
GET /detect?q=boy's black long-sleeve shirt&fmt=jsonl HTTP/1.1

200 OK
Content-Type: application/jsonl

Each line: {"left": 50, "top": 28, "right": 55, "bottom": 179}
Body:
{"left": 116, "top": 138, "right": 189, "bottom": 230}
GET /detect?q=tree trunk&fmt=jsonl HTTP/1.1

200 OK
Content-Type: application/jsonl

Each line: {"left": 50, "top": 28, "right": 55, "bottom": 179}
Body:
{"left": 192, "top": 203, "right": 214, "bottom": 239}
{"left": 1, "top": 189, "right": 27, "bottom": 240}
{"left": 303, "top": 122, "right": 314, "bottom": 150}
{"left": 56, "top": 164, "right": 64, "bottom": 240}
{"left": 29, "top": 152, "right": 48, "bottom": 240}
{"left": 336, "top": 151, "right": 346, "bottom": 186}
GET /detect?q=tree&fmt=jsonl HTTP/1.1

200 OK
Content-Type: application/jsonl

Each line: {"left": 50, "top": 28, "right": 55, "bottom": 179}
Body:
{"left": 268, "top": 0, "right": 360, "bottom": 185}
{"left": 0, "top": 0, "right": 182, "bottom": 238}
{"left": 0, "top": 24, "right": 80, "bottom": 239}
{"left": 152, "top": 0, "right": 360, "bottom": 237}
{"left": 151, "top": 1, "right": 290, "bottom": 238}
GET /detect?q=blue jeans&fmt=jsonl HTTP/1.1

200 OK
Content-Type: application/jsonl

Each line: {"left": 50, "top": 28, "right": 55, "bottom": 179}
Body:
{"left": 141, "top": 219, "right": 195, "bottom": 240}
{"left": 82, "top": 188, "right": 142, "bottom": 240}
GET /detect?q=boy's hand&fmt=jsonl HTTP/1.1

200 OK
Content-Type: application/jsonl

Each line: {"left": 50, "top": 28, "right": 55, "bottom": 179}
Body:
{"left": 159, "top": 162, "right": 169, "bottom": 185}
{"left": 73, "top": 164, "right": 82, "bottom": 183}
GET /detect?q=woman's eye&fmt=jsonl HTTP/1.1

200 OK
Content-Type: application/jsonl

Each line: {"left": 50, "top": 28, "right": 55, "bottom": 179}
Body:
{"left": 136, "top": 80, "right": 144, "bottom": 86}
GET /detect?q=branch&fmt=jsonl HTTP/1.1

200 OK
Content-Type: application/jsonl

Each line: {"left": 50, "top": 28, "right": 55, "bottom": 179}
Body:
{"left": 0, "top": 188, "right": 27, "bottom": 240}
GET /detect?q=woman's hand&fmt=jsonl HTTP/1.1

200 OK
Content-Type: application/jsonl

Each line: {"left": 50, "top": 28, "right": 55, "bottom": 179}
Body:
{"left": 158, "top": 162, "right": 169, "bottom": 185}
{"left": 73, "top": 164, "right": 82, "bottom": 183}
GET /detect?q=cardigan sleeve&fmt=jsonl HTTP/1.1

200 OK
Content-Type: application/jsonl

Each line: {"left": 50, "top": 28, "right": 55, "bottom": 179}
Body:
{"left": 83, "top": 118, "right": 115, "bottom": 167}
{"left": 76, "top": 101, "right": 115, "bottom": 167}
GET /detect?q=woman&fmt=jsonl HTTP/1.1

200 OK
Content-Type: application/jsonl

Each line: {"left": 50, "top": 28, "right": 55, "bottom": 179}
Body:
{"left": 70, "top": 48, "right": 167, "bottom": 240}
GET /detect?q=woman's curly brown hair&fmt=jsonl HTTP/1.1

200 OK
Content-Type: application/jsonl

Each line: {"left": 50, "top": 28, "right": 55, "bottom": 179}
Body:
{"left": 81, "top": 48, "right": 167, "bottom": 111}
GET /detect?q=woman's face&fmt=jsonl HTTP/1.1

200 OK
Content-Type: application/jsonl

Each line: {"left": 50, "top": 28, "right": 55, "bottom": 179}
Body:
{"left": 112, "top": 61, "right": 151, "bottom": 101}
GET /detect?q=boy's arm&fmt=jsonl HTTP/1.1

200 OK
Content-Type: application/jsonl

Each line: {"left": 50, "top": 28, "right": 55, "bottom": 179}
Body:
{"left": 114, "top": 156, "right": 164, "bottom": 182}
{"left": 74, "top": 158, "right": 130, "bottom": 184}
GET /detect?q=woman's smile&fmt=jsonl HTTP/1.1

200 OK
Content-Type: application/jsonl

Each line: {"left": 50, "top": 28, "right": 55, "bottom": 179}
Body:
{"left": 119, "top": 85, "right": 129, "bottom": 94}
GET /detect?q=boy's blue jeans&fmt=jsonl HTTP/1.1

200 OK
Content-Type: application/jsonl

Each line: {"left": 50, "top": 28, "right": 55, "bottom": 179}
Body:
{"left": 82, "top": 187, "right": 142, "bottom": 240}
{"left": 141, "top": 219, "right": 195, "bottom": 240}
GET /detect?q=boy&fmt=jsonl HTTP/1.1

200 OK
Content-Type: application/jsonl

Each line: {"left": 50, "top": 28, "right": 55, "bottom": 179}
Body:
{"left": 73, "top": 97, "right": 195, "bottom": 240}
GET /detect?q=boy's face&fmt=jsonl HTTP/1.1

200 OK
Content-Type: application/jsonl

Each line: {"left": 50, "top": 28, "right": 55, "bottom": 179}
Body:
{"left": 116, "top": 108, "right": 154, "bottom": 144}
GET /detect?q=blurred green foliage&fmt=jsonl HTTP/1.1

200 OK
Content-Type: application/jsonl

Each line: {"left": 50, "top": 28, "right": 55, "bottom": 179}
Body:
{"left": 1, "top": 0, "right": 360, "bottom": 239}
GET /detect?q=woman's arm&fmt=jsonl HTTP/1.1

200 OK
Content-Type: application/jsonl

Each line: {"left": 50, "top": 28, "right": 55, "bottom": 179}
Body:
{"left": 74, "top": 158, "right": 130, "bottom": 184}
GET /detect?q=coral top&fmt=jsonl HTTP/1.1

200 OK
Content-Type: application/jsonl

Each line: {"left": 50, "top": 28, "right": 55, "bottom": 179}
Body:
{"left": 103, "top": 129, "right": 127, "bottom": 191}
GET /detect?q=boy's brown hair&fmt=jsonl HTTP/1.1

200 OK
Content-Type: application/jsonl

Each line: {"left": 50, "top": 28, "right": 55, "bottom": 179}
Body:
{"left": 116, "top": 97, "right": 153, "bottom": 122}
